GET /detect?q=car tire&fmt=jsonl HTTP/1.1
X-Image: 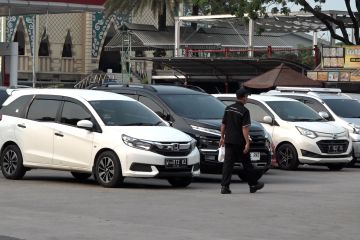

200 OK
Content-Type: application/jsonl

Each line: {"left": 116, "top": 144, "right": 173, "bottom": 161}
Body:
{"left": 238, "top": 170, "right": 263, "bottom": 182}
{"left": 168, "top": 177, "right": 192, "bottom": 188}
{"left": 0, "top": 145, "right": 26, "bottom": 180}
{"left": 327, "top": 163, "right": 346, "bottom": 171}
{"left": 94, "top": 151, "right": 124, "bottom": 188}
{"left": 71, "top": 172, "right": 92, "bottom": 181}
{"left": 276, "top": 143, "right": 299, "bottom": 170}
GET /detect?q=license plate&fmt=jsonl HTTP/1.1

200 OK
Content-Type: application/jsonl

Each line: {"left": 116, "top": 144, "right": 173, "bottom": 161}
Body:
{"left": 250, "top": 152, "right": 261, "bottom": 161}
{"left": 328, "top": 145, "right": 344, "bottom": 153}
{"left": 165, "top": 158, "right": 187, "bottom": 168}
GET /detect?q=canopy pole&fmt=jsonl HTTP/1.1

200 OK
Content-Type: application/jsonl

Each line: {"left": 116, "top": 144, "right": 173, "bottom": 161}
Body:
{"left": 32, "top": 15, "right": 36, "bottom": 87}
{"left": 175, "top": 17, "right": 181, "bottom": 57}
{"left": 248, "top": 18, "right": 254, "bottom": 58}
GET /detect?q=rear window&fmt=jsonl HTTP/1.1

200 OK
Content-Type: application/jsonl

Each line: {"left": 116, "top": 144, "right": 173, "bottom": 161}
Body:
{"left": 0, "top": 90, "right": 9, "bottom": 108}
{"left": 1, "top": 95, "right": 33, "bottom": 118}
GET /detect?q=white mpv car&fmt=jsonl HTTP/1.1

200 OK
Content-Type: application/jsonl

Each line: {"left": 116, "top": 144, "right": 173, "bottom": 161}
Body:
{"left": 0, "top": 89, "right": 200, "bottom": 187}
{"left": 214, "top": 94, "right": 352, "bottom": 170}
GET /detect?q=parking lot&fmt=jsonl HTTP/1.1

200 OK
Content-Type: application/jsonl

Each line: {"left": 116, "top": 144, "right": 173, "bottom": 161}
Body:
{"left": 0, "top": 166, "right": 359, "bottom": 240}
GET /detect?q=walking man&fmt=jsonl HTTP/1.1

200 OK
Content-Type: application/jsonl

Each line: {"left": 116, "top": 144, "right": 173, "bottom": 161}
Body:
{"left": 219, "top": 88, "right": 264, "bottom": 194}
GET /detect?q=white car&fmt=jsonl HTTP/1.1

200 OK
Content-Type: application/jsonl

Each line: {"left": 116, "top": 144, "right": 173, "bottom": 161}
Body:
{"left": 265, "top": 87, "right": 360, "bottom": 166}
{"left": 0, "top": 89, "right": 200, "bottom": 187}
{"left": 214, "top": 94, "right": 352, "bottom": 170}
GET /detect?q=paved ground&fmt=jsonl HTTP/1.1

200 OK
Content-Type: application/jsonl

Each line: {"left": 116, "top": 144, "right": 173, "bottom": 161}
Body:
{"left": 0, "top": 165, "right": 359, "bottom": 240}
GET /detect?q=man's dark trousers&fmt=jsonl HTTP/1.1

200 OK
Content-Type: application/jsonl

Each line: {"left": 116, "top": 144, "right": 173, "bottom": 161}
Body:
{"left": 221, "top": 143, "right": 258, "bottom": 187}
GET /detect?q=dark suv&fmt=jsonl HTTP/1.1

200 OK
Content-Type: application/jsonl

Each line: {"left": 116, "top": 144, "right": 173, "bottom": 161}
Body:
{"left": 93, "top": 84, "right": 272, "bottom": 180}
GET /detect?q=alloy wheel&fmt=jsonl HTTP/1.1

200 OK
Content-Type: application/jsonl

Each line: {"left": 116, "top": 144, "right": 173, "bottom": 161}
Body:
{"left": 3, "top": 150, "right": 18, "bottom": 175}
{"left": 97, "top": 156, "right": 115, "bottom": 183}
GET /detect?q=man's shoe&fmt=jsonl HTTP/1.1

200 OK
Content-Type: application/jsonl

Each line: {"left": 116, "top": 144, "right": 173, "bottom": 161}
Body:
{"left": 221, "top": 186, "right": 232, "bottom": 194}
{"left": 250, "top": 182, "right": 264, "bottom": 193}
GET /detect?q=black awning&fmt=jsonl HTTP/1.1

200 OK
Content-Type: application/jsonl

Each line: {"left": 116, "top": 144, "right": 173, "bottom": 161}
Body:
{"left": 134, "top": 57, "right": 310, "bottom": 79}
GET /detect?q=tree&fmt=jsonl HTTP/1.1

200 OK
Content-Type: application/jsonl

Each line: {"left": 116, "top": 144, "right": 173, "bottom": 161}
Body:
{"left": 230, "top": 0, "right": 359, "bottom": 45}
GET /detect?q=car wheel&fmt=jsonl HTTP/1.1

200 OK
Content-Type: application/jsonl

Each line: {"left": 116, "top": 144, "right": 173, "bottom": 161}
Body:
{"left": 168, "top": 177, "right": 192, "bottom": 188}
{"left": 238, "top": 170, "right": 263, "bottom": 182}
{"left": 276, "top": 143, "right": 299, "bottom": 170}
{"left": 327, "top": 163, "right": 346, "bottom": 171}
{"left": 0, "top": 145, "right": 26, "bottom": 180}
{"left": 71, "top": 172, "right": 92, "bottom": 181}
{"left": 94, "top": 151, "right": 124, "bottom": 188}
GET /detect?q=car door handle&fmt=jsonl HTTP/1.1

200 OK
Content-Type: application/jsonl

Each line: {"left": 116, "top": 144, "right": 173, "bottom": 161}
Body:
{"left": 55, "top": 132, "right": 64, "bottom": 137}
{"left": 17, "top": 124, "right": 26, "bottom": 128}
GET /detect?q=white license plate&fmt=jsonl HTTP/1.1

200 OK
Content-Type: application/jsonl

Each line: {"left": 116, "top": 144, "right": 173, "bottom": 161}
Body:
{"left": 250, "top": 152, "right": 261, "bottom": 161}
{"left": 165, "top": 158, "right": 187, "bottom": 168}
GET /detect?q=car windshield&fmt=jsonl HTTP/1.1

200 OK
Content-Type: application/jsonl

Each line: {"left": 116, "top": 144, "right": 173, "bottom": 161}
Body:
{"left": 90, "top": 100, "right": 166, "bottom": 126}
{"left": 323, "top": 99, "right": 360, "bottom": 118}
{"left": 160, "top": 94, "right": 225, "bottom": 119}
{"left": 266, "top": 101, "right": 325, "bottom": 122}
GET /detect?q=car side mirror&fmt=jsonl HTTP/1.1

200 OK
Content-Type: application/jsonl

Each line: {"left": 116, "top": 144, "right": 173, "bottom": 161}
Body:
{"left": 319, "top": 111, "right": 329, "bottom": 119}
{"left": 77, "top": 120, "right": 94, "bottom": 130}
{"left": 263, "top": 116, "right": 273, "bottom": 125}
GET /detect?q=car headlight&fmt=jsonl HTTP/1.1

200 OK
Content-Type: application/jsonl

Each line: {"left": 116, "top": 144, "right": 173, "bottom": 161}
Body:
{"left": 190, "top": 138, "right": 197, "bottom": 151}
{"left": 296, "top": 126, "right": 317, "bottom": 139}
{"left": 190, "top": 125, "right": 221, "bottom": 136}
{"left": 122, "top": 134, "right": 152, "bottom": 151}
{"left": 349, "top": 123, "right": 360, "bottom": 134}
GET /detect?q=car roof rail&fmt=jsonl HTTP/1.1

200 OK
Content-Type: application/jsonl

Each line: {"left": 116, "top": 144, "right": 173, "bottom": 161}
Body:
{"left": 96, "top": 83, "right": 158, "bottom": 92}
{"left": 275, "top": 87, "right": 342, "bottom": 94}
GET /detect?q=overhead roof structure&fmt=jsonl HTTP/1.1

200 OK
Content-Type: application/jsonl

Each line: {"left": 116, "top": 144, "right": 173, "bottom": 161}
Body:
{"left": 182, "top": 11, "right": 356, "bottom": 33}
{"left": 0, "top": 0, "right": 105, "bottom": 16}
{"left": 105, "top": 23, "right": 291, "bottom": 51}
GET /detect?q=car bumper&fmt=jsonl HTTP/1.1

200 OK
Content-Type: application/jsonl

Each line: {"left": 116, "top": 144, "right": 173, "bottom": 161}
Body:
{"left": 353, "top": 141, "right": 360, "bottom": 160}
{"left": 296, "top": 137, "right": 352, "bottom": 164}
{"left": 199, "top": 148, "right": 272, "bottom": 174}
{"left": 119, "top": 146, "right": 200, "bottom": 178}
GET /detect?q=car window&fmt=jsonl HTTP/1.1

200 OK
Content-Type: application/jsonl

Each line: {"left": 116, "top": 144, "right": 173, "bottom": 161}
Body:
{"left": 61, "top": 101, "right": 92, "bottom": 127}
{"left": 160, "top": 94, "right": 225, "bottom": 119}
{"left": 1, "top": 95, "right": 33, "bottom": 118}
{"left": 27, "top": 99, "right": 61, "bottom": 122}
{"left": 138, "top": 95, "right": 167, "bottom": 119}
{"left": 302, "top": 98, "right": 334, "bottom": 120}
{"left": 0, "top": 90, "right": 9, "bottom": 107}
{"left": 246, "top": 102, "right": 271, "bottom": 123}
{"left": 90, "top": 100, "right": 165, "bottom": 126}
{"left": 266, "top": 101, "right": 324, "bottom": 122}
{"left": 323, "top": 98, "right": 360, "bottom": 118}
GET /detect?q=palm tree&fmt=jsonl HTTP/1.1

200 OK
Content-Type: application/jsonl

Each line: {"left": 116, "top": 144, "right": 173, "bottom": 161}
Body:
{"left": 105, "top": 0, "right": 181, "bottom": 31}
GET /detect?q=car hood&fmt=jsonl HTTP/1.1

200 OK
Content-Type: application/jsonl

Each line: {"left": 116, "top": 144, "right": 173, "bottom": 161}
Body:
{"left": 343, "top": 118, "right": 360, "bottom": 126}
{"left": 103, "top": 126, "right": 192, "bottom": 142}
{"left": 186, "top": 118, "right": 264, "bottom": 132}
{"left": 295, "top": 122, "right": 345, "bottom": 134}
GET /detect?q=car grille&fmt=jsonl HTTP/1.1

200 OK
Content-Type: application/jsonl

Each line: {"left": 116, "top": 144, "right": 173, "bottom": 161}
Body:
{"left": 316, "top": 140, "right": 349, "bottom": 154}
{"left": 156, "top": 165, "right": 193, "bottom": 173}
{"left": 152, "top": 142, "right": 192, "bottom": 157}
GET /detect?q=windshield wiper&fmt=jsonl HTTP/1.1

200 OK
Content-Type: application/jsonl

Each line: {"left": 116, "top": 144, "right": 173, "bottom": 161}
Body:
{"left": 292, "top": 118, "right": 314, "bottom": 122}
{"left": 153, "top": 121, "right": 164, "bottom": 126}
{"left": 124, "top": 123, "right": 153, "bottom": 126}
